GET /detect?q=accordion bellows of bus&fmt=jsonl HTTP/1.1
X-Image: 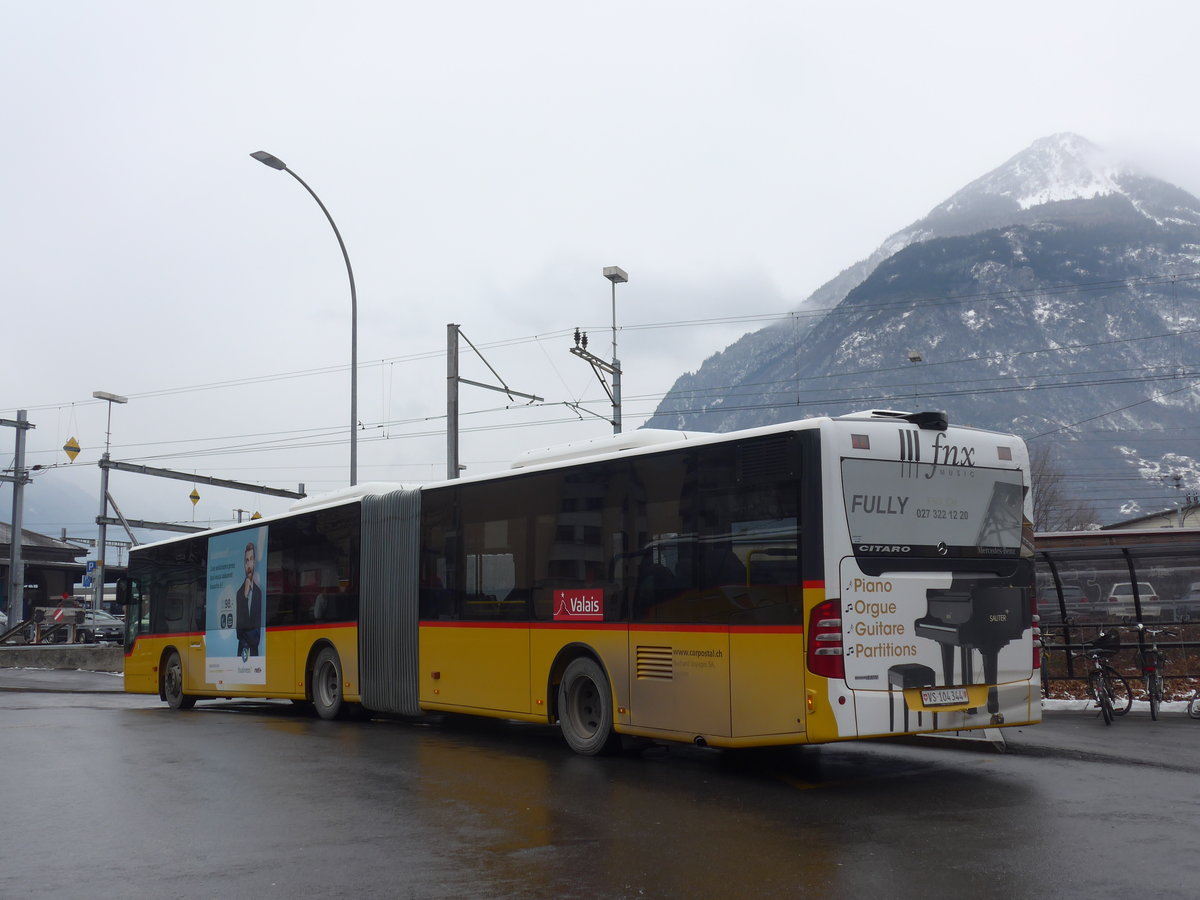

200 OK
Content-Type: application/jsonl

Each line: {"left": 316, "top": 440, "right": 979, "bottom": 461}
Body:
{"left": 118, "top": 410, "right": 1040, "bottom": 754}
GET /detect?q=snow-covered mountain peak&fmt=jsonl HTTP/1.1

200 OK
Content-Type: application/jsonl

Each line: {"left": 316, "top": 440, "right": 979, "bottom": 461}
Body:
{"left": 647, "top": 133, "right": 1200, "bottom": 525}
{"left": 942, "top": 132, "right": 1134, "bottom": 213}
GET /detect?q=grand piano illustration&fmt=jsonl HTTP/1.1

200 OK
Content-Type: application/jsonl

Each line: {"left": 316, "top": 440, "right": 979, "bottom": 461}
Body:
{"left": 912, "top": 480, "right": 1030, "bottom": 715}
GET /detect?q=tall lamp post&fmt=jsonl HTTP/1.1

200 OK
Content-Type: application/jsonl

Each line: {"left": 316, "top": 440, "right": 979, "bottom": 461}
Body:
{"left": 602, "top": 266, "right": 627, "bottom": 435}
{"left": 250, "top": 150, "right": 358, "bottom": 487}
{"left": 93, "top": 390, "right": 126, "bottom": 610}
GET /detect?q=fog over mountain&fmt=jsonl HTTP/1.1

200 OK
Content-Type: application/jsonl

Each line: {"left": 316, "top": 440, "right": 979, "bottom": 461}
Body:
{"left": 646, "top": 134, "right": 1200, "bottom": 525}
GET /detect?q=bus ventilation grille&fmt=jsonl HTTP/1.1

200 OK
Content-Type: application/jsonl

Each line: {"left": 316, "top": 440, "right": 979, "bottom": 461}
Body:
{"left": 636, "top": 645, "right": 673, "bottom": 680}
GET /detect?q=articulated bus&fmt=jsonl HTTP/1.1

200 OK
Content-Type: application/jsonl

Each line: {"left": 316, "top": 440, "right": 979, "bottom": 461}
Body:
{"left": 119, "top": 410, "right": 1040, "bottom": 754}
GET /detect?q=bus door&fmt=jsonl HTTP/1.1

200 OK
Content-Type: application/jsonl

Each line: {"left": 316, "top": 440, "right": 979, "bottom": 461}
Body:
{"left": 117, "top": 576, "right": 156, "bottom": 694}
{"left": 729, "top": 548, "right": 808, "bottom": 737}
{"left": 155, "top": 583, "right": 206, "bottom": 694}
{"left": 186, "top": 629, "right": 208, "bottom": 693}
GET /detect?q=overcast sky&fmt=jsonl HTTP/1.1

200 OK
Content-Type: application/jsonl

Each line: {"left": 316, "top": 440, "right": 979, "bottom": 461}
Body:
{"left": 6, "top": 1, "right": 1200, "bottom": 533}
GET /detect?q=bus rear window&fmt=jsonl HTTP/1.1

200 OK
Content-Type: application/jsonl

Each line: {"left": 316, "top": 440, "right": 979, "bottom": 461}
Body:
{"left": 841, "top": 458, "right": 1023, "bottom": 559}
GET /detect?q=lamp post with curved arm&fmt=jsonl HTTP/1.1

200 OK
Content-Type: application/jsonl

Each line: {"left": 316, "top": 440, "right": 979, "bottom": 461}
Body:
{"left": 250, "top": 150, "right": 358, "bottom": 486}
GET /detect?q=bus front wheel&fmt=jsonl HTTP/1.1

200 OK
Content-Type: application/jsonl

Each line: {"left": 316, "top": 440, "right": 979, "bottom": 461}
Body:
{"left": 163, "top": 650, "right": 196, "bottom": 710}
{"left": 558, "top": 657, "right": 619, "bottom": 756}
{"left": 311, "top": 647, "right": 344, "bottom": 720}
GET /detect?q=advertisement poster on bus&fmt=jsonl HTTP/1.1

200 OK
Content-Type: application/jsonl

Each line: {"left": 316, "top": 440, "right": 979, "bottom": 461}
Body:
{"left": 205, "top": 527, "right": 268, "bottom": 686}
{"left": 839, "top": 458, "right": 1032, "bottom": 714}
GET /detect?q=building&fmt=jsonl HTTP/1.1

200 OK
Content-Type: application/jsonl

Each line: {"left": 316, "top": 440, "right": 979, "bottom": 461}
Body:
{"left": 1100, "top": 502, "right": 1200, "bottom": 531}
{"left": 0, "top": 523, "right": 89, "bottom": 620}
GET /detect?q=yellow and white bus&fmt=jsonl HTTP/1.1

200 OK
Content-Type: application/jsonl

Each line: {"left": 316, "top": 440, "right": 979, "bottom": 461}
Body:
{"left": 119, "top": 410, "right": 1040, "bottom": 754}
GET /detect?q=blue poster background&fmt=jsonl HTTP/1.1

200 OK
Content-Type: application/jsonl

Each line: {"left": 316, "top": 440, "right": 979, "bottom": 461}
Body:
{"left": 205, "top": 526, "right": 268, "bottom": 685}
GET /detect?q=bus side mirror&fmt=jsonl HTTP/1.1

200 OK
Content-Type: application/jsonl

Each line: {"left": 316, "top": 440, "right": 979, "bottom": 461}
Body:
{"left": 115, "top": 577, "right": 139, "bottom": 608}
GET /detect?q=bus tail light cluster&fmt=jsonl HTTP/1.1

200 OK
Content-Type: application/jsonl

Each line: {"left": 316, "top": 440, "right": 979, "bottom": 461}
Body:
{"left": 808, "top": 599, "right": 845, "bottom": 679}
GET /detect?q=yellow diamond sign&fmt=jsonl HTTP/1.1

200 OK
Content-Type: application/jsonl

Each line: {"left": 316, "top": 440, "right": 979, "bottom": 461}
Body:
{"left": 63, "top": 437, "right": 80, "bottom": 462}
{"left": 189, "top": 488, "right": 200, "bottom": 506}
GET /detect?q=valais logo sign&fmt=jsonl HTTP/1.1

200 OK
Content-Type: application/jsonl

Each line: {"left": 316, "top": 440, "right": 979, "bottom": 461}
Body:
{"left": 553, "top": 589, "right": 604, "bottom": 622}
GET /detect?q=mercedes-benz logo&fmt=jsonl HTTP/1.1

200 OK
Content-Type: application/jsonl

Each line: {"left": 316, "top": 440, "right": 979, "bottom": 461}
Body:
{"left": 936, "top": 541, "right": 948, "bottom": 556}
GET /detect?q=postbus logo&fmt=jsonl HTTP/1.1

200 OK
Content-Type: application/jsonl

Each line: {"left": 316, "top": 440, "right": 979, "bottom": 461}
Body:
{"left": 553, "top": 589, "right": 604, "bottom": 622}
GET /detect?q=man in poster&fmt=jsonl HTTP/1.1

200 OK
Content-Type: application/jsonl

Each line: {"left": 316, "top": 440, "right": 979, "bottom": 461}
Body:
{"left": 235, "top": 541, "right": 263, "bottom": 659}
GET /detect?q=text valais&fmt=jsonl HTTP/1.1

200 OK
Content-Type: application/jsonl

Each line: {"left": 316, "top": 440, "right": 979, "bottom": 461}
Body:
{"left": 553, "top": 589, "right": 605, "bottom": 622}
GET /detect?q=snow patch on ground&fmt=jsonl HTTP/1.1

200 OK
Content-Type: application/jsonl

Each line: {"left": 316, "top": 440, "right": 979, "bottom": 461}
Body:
{"left": 1043, "top": 698, "right": 1193, "bottom": 715}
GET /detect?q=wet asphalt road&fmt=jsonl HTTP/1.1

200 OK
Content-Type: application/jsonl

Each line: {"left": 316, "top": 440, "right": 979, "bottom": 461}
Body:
{"left": 2, "top": 670, "right": 1198, "bottom": 900}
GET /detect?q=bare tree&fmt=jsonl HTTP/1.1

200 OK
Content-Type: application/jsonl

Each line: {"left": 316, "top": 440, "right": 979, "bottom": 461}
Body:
{"left": 1029, "top": 442, "right": 1098, "bottom": 532}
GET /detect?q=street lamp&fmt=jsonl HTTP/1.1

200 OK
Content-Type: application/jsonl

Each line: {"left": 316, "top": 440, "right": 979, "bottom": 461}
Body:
{"left": 602, "top": 266, "right": 627, "bottom": 435}
{"left": 250, "top": 150, "right": 358, "bottom": 486}
{"left": 93, "top": 390, "right": 127, "bottom": 610}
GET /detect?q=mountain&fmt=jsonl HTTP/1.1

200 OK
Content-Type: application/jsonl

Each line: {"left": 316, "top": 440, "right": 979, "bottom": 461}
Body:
{"left": 0, "top": 477, "right": 99, "bottom": 542}
{"left": 646, "top": 134, "right": 1200, "bottom": 525}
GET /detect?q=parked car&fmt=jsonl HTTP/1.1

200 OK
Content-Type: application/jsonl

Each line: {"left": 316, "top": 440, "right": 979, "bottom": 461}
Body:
{"left": 74, "top": 609, "right": 125, "bottom": 645}
{"left": 1105, "top": 582, "right": 1161, "bottom": 620}
{"left": 1038, "top": 583, "right": 1090, "bottom": 621}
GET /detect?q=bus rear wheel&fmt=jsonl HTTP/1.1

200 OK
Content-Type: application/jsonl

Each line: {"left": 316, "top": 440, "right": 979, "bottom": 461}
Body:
{"left": 311, "top": 647, "right": 344, "bottom": 720}
{"left": 558, "top": 657, "right": 619, "bottom": 756}
{"left": 163, "top": 650, "right": 196, "bottom": 710}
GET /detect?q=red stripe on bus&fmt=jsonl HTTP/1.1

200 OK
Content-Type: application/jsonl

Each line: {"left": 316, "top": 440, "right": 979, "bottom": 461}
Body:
{"left": 417, "top": 621, "right": 803, "bottom": 635}
{"left": 133, "top": 616, "right": 814, "bottom": 642}
{"left": 629, "top": 623, "right": 803, "bottom": 635}
{"left": 131, "top": 622, "right": 355, "bottom": 641}
{"left": 419, "top": 620, "right": 628, "bottom": 631}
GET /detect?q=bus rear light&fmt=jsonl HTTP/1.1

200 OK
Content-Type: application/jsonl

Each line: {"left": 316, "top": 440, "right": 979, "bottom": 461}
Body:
{"left": 808, "top": 599, "right": 845, "bottom": 679}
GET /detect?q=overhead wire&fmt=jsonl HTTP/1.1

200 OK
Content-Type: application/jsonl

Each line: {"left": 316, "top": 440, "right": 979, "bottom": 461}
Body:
{"left": 7, "top": 267, "right": 1200, "bottom": 493}
{"left": 11, "top": 267, "right": 1200, "bottom": 416}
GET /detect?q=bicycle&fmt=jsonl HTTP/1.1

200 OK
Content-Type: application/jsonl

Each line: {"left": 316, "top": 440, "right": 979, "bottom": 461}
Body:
{"left": 1136, "top": 624, "right": 1175, "bottom": 721}
{"left": 1075, "top": 631, "right": 1132, "bottom": 725}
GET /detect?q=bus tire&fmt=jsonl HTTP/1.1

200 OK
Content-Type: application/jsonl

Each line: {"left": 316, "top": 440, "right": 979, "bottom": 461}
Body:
{"left": 163, "top": 650, "right": 196, "bottom": 710}
{"left": 311, "top": 646, "right": 344, "bottom": 720}
{"left": 558, "top": 657, "right": 619, "bottom": 756}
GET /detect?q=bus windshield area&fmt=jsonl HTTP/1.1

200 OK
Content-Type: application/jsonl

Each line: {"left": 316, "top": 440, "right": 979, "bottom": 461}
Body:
{"left": 842, "top": 458, "right": 1024, "bottom": 560}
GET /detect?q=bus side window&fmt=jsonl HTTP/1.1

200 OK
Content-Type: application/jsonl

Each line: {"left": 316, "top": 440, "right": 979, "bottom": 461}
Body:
{"left": 702, "top": 540, "right": 746, "bottom": 588}
{"left": 164, "top": 593, "right": 188, "bottom": 629}
{"left": 634, "top": 552, "right": 676, "bottom": 610}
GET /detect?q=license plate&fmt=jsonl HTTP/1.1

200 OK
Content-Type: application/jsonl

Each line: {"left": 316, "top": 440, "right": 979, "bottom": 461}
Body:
{"left": 921, "top": 687, "right": 969, "bottom": 706}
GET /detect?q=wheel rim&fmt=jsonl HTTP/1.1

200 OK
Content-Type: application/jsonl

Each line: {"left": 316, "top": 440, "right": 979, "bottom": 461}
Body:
{"left": 316, "top": 661, "right": 340, "bottom": 708}
{"left": 166, "top": 657, "right": 182, "bottom": 699}
{"left": 566, "top": 676, "right": 601, "bottom": 738}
